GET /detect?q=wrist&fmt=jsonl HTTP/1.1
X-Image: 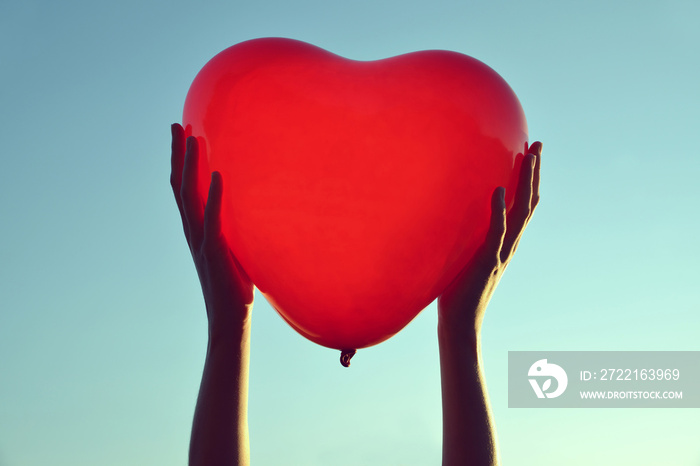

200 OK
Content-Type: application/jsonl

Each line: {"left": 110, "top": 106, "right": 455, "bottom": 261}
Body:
{"left": 438, "top": 316, "right": 481, "bottom": 360}
{"left": 438, "top": 308, "right": 480, "bottom": 339}
{"left": 207, "top": 305, "right": 252, "bottom": 347}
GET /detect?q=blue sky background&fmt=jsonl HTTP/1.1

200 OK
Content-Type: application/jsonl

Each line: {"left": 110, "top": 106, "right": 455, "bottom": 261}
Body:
{"left": 1, "top": 0, "right": 699, "bottom": 465}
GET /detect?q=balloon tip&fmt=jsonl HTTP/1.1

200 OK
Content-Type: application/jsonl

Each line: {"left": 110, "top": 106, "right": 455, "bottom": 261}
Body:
{"left": 340, "top": 349, "right": 357, "bottom": 367}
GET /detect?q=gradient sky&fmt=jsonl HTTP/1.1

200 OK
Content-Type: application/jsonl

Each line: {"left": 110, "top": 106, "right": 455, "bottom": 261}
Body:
{"left": 1, "top": 0, "right": 699, "bottom": 465}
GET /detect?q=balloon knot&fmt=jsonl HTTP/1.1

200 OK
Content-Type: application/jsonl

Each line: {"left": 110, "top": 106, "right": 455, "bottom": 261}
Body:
{"left": 340, "top": 349, "right": 357, "bottom": 367}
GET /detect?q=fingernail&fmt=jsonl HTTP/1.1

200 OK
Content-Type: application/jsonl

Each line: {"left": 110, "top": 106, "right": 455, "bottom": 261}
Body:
{"left": 531, "top": 141, "right": 542, "bottom": 156}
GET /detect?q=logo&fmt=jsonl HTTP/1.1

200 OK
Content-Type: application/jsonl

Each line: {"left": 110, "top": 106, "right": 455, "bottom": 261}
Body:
{"left": 528, "top": 359, "right": 568, "bottom": 399}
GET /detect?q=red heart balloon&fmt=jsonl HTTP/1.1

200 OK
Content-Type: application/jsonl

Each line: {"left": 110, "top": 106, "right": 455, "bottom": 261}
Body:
{"left": 183, "top": 38, "right": 527, "bottom": 352}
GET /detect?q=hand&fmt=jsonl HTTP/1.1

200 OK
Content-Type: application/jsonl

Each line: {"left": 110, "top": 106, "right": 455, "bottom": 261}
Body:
{"left": 172, "top": 123, "right": 254, "bottom": 466}
{"left": 437, "top": 142, "right": 541, "bottom": 466}
{"left": 170, "top": 124, "right": 254, "bottom": 334}
{"left": 438, "top": 141, "right": 542, "bottom": 340}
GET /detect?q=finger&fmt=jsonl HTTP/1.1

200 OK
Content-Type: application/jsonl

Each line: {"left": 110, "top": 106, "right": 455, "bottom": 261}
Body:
{"left": 203, "top": 171, "right": 224, "bottom": 247}
{"left": 500, "top": 153, "right": 535, "bottom": 262}
{"left": 203, "top": 173, "right": 255, "bottom": 300}
{"left": 528, "top": 141, "right": 543, "bottom": 157}
{"left": 170, "top": 124, "right": 191, "bottom": 238}
{"left": 485, "top": 187, "right": 507, "bottom": 262}
{"left": 440, "top": 187, "right": 505, "bottom": 303}
{"left": 529, "top": 142, "right": 542, "bottom": 214}
{"left": 170, "top": 124, "right": 186, "bottom": 214}
{"left": 181, "top": 136, "right": 206, "bottom": 248}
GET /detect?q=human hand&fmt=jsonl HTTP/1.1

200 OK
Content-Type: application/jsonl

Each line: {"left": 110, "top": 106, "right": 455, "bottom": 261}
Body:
{"left": 437, "top": 142, "right": 541, "bottom": 466}
{"left": 437, "top": 142, "right": 542, "bottom": 341}
{"left": 173, "top": 124, "right": 254, "bottom": 465}
{"left": 170, "top": 123, "right": 254, "bottom": 335}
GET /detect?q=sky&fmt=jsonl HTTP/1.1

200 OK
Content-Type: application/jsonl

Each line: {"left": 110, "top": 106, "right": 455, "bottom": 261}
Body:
{"left": 1, "top": 0, "right": 699, "bottom": 465}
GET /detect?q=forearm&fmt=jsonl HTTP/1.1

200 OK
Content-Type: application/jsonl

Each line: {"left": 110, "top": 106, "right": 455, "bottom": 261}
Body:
{"left": 438, "top": 321, "right": 498, "bottom": 466}
{"left": 189, "top": 312, "right": 251, "bottom": 466}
